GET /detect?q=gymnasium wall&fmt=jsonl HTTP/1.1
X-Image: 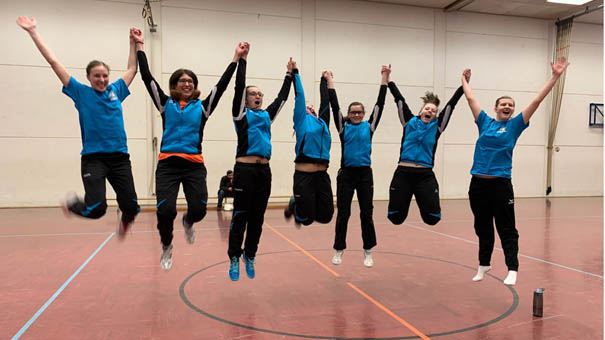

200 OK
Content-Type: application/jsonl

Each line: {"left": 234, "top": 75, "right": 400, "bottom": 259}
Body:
{"left": 0, "top": 0, "right": 602, "bottom": 207}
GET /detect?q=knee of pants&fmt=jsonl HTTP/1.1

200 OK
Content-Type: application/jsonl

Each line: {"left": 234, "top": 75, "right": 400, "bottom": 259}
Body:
{"left": 301, "top": 219, "right": 314, "bottom": 226}
{"left": 387, "top": 211, "right": 407, "bottom": 225}
{"left": 336, "top": 208, "right": 351, "bottom": 221}
{"left": 157, "top": 208, "right": 177, "bottom": 223}
{"left": 360, "top": 208, "right": 373, "bottom": 220}
{"left": 120, "top": 202, "right": 140, "bottom": 218}
{"left": 421, "top": 213, "right": 441, "bottom": 226}
{"left": 188, "top": 205, "right": 207, "bottom": 222}
{"left": 315, "top": 213, "right": 333, "bottom": 224}
{"left": 85, "top": 205, "right": 107, "bottom": 219}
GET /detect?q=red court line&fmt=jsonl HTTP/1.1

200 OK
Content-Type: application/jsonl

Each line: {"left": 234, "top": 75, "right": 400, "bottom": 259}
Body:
{"left": 347, "top": 282, "right": 432, "bottom": 340}
{"left": 265, "top": 223, "right": 340, "bottom": 277}
{"left": 265, "top": 222, "right": 432, "bottom": 339}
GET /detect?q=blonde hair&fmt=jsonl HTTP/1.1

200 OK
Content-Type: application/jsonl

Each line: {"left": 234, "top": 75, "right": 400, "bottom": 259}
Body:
{"left": 421, "top": 92, "right": 440, "bottom": 107}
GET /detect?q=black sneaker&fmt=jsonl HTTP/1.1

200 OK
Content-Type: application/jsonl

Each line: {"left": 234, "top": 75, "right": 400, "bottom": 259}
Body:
{"left": 284, "top": 197, "right": 295, "bottom": 219}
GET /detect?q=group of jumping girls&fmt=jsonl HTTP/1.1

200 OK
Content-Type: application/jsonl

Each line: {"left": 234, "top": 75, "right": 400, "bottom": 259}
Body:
{"left": 18, "top": 16, "right": 569, "bottom": 286}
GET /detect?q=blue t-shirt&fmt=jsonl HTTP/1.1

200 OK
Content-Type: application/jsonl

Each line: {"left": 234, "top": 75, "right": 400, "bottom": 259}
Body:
{"left": 62, "top": 77, "right": 130, "bottom": 155}
{"left": 471, "top": 110, "right": 529, "bottom": 178}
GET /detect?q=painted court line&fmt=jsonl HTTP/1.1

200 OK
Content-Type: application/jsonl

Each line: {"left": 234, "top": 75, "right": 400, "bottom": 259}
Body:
{"left": 265, "top": 222, "right": 432, "bottom": 339}
{"left": 0, "top": 231, "right": 112, "bottom": 238}
{"left": 347, "top": 282, "right": 432, "bottom": 340}
{"left": 11, "top": 233, "right": 114, "bottom": 340}
{"left": 265, "top": 223, "right": 340, "bottom": 277}
{"left": 405, "top": 223, "right": 603, "bottom": 279}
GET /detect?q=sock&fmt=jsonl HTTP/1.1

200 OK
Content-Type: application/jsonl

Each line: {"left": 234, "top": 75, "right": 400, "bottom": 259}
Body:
{"left": 503, "top": 270, "right": 517, "bottom": 286}
{"left": 472, "top": 265, "right": 491, "bottom": 281}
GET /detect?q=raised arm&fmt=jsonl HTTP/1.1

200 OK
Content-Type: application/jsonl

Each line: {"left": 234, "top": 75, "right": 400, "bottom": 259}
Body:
{"left": 461, "top": 68, "right": 481, "bottom": 121}
{"left": 266, "top": 58, "right": 294, "bottom": 122}
{"left": 232, "top": 42, "right": 250, "bottom": 120}
{"left": 387, "top": 76, "right": 413, "bottom": 126}
{"left": 318, "top": 72, "right": 330, "bottom": 126}
{"left": 201, "top": 43, "right": 242, "bottom": 118}
{"left": 291, "top": 59, "right": 306, "bottom": 128}
{"left": 132, "top": 29, "right": 168, "bottom": 112}
{"left": 368, "top": 64, "right": 389, "bottom": 134}
{"left": 521, "top": 56, "right": 569, "bottom": 124}
{"left": 121, "top": 28, "right": 139, "bottom": 87}
{"left": 326, "top": 71, "right": 344, "bottom": 134}
{"left": 17, "top": 16, "right": 70, "bottom": 87}
{"left": 437, "top": 70, "right": 469, "bottom": 133}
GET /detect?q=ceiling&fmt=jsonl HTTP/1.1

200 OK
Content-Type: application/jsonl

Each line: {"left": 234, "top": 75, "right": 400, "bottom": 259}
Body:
{"left": 365, "top": 0, "right": 604, "bottom": 24}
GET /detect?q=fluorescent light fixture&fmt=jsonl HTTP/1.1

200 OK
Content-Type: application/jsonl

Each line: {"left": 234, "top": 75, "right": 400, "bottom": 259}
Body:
{"left": 547, "top": 0, "right": 592, "bottom": 5}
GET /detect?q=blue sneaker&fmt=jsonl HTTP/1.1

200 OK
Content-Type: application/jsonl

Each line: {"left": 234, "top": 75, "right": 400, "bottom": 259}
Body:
{"left": 242, "top": 254, "right": 255, "bottom": 279}
{"left": 229, "top": 256, "right": 239, "bottom": 281}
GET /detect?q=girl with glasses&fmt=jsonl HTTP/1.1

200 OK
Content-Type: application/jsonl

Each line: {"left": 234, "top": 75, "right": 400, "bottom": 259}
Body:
{"left": 227, "top": 44, "right": 293, "bottom": 281}
{"left": 134, "top": 30, "right": 245, "bottom": 270}
{"left": 17, "top": 16, "right": 140, "bottom": 238}
{"left": 327, "top": 66, "right": 388, "bottom": 267}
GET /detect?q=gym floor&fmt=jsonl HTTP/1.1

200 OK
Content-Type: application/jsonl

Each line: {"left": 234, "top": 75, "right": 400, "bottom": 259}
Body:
{"left": 2, "top": 197, "right": 602, "bottom": 339}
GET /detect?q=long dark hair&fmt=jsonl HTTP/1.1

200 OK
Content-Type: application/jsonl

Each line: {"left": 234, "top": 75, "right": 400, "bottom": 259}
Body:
{"left": 169, "top": 69, "right": 200, "bottom": 101}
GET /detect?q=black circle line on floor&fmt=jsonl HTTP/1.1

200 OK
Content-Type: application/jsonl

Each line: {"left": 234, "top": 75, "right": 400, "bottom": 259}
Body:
{"left": 179, "top": 249, "right": 519, "bottom": 340}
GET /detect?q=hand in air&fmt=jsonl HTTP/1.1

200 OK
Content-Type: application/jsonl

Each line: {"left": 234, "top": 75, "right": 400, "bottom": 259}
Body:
{"left": 462, "top": 68, "right": 471, "bottom": 83}
{"left": 551, "top": 56, "right": 569, "bottom": 77}
{"left": 16, "top": 16, "right": 37, "bottom": 32}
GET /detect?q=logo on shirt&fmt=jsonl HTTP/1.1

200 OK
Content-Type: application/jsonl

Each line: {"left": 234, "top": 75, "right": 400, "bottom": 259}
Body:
{"left": 508, "top": 198, "right": 514, "bottom": 205}
{"left": 109, "top": 91, "right": 118, "bottom": 101}
{"left": 496, "top": 127, "right": 507, "bottom": 134}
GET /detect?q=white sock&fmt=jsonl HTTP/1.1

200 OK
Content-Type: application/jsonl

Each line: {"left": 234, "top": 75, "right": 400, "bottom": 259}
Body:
{"left": 332, "top": 250, "right": 344, "bottom": 265}
{"left": 363, "top": 249, "right": 373, "bottom": 268}
{"left": 472, "top": 265, "right": 491, "bottom": 281}
{"left": 503, "top": 270, "right": 517, "bottom": 286}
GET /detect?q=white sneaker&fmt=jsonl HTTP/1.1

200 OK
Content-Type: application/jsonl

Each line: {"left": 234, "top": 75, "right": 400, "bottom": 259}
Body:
{"left": 161, "top": 244, "right": 173, "bottom": 271}
{"left": 332, "top": 250, "right": 344, "bottom": 265}
{"left": 363, "top": 250, "right": 373, "bottom": 267}
{"left": 182, "top": 214, "right": 195, "bottom": 244}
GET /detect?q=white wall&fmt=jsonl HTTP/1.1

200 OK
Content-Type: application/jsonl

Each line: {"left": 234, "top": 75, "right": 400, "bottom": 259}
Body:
{"left": 0, "top": 0, "right": 602, "bottom": 207}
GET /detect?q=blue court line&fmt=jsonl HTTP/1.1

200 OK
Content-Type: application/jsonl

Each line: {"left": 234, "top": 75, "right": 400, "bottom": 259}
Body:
{"left": 404, "top": 222, "right": 604, "bottom": 279}
{"left": 11, "top": 233, "right": 115, "bottom": 340}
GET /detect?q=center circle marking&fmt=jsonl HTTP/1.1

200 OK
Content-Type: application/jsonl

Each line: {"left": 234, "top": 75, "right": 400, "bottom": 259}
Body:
{"left": 180, "top": 249, "right": 519, "bottom": 339}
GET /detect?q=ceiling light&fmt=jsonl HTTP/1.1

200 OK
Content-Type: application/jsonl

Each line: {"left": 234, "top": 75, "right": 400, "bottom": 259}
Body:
{"left": 547, "top": 0, "right": 592, "bottom": 5}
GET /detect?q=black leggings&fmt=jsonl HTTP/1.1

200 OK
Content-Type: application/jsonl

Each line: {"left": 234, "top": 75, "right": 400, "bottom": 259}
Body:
{"left": 387, "top": 166, "right": 441, "bottom": 226}
{"left": 291, "top": 170, "right": 334, "bottom": 226}
{"left": 333, "top": 167, "right": 376, "bottom": 250}
{"left": 469, "top": 176, "right": 519, "bottom": 271}
{"left": 227, "top": 162, "right": 271, "bottom": 259}
{"left": 68, "top": 153, "right": 139, "bottom": 224}
{"left": 155, "top": 157, "right": 208, "bottom": 247}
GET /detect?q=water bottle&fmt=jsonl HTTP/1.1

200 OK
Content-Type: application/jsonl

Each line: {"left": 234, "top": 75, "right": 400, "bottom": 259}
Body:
{"left": 533, "top": 288, "right": 544, "bottom": 317}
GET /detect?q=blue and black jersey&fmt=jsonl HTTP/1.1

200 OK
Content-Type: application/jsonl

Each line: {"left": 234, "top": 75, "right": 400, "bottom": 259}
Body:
{"left": 389, "top": 82, "right": 463, "bottom": 168}
{"left": 137, "top": 50, "right": 236, "bottom": 155}
{"left": 232, "top": 59, "right": 292, "bottom": 160}
{"left": 292, "top": 70, "right": 331, "bottom": 165}
{"left": 331, "top": 84, "right": 386, "bottom": 168}
{"left": 62, "top": 76, "right": 130, "bottom": 155}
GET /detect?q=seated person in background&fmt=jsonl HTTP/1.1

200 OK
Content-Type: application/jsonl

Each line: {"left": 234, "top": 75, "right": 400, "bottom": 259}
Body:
{"left": 217, "top": 170, "right": 234, "bottom": 210}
